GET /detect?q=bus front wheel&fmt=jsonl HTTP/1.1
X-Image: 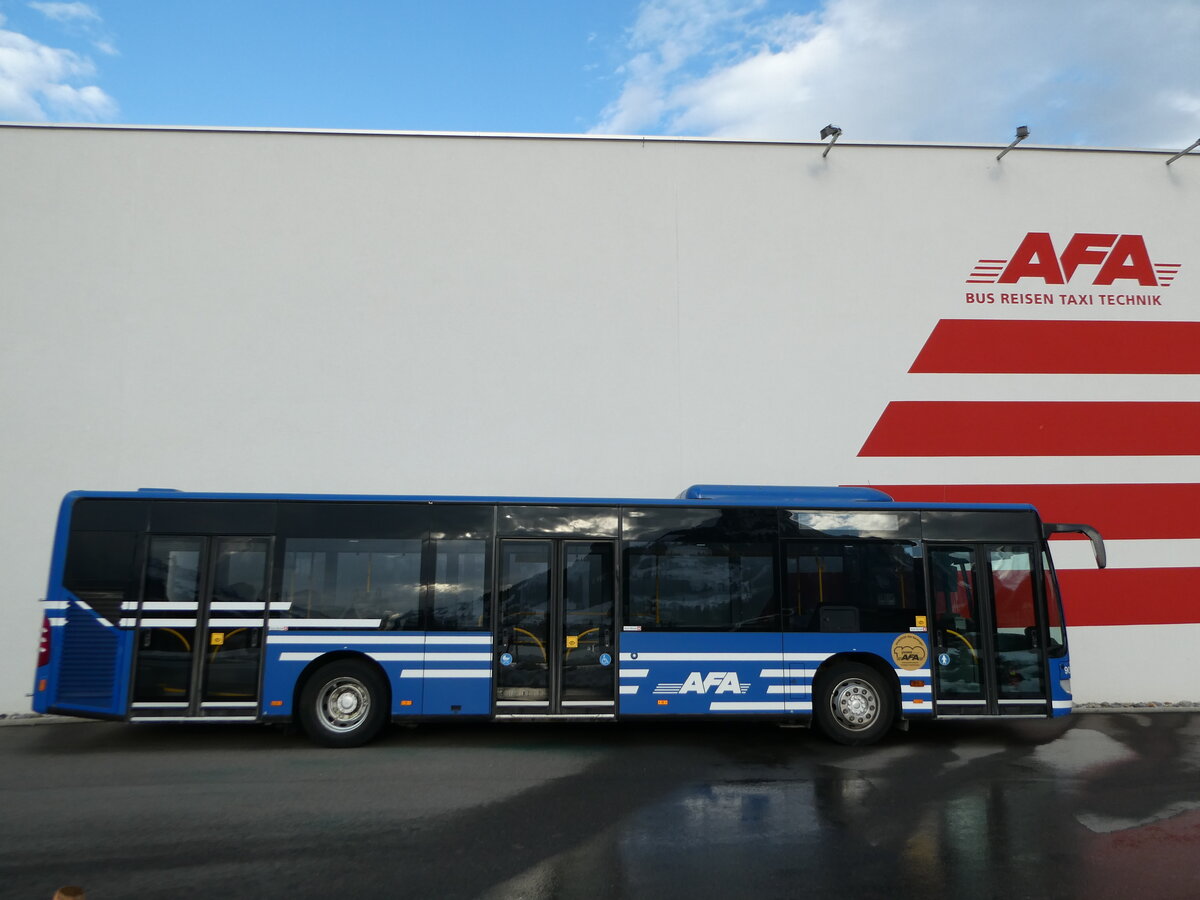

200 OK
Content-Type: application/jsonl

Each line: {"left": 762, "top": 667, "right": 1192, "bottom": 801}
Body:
{"left": 815, "top": 662, "right": 894, "bottom": 746}
{"left": 299, "top": 659, "right": 388, "bottom": 748}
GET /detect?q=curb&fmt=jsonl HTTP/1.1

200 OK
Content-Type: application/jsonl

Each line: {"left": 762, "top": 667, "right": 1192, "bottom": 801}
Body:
{"left": 0, "top": 714, "right": 97, "bottom": 727}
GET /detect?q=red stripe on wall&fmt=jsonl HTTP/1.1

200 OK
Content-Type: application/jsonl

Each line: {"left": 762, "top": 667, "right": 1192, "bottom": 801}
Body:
{"left": 862, "top": 483, "right": 1200, "bottom": 540}
{"left": 857, "top": 401, "right": 1200, "bottom": 456}
{"left": 1058, "top": 568, "right": 1200, "bottom": 627}
{"left": 909, "top": 320, "right": 1200, "bottom": 374}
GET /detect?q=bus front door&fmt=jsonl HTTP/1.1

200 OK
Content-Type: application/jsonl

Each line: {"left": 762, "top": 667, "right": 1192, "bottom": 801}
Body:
{"left": 131, "top": 535, "right": 271, "bottom": 720}
{"left": 928, "top": 544, "right": 1051, "bottom": 717}
{"left": 494, "top": 539, "right": 616, "bottom": 717}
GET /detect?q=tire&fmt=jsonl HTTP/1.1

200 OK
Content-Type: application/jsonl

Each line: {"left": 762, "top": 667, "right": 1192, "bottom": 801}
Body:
{"left": 814, "top": 662, "right": 895, "bottom": 746}
{"left": 298, "top": 659, "right": 388, "bottom": 748}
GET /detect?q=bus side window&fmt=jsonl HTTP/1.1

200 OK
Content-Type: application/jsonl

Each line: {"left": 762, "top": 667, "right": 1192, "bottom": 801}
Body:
{"left": 282, "top": 538, "right": 422, "bottom": 626}
{"left": 63, "top": 531, "right": 140, "bottom": 625}
{"left": 785, "top": 541, "right": 923, "bottom": 633}
{"left": 428, "top": 538, "right": 490, "bottom": 631}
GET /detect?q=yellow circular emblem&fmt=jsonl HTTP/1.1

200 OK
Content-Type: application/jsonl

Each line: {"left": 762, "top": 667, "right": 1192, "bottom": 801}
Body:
{"left": 891, "top": 634, "right": 928, "bottom": 671}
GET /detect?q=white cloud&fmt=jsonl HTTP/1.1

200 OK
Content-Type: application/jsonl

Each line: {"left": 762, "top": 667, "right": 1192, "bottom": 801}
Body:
{"left": 0, "top": 18, "right": 117, "bottom": 120}
{"left": 29, "top": 2, "right": 101, "bottom": 24}
{"left": 594, "top": 0, "right": 1200, "bottom": 150}
{"left": 30, "top": 1, "right": 117, "bottom": 56}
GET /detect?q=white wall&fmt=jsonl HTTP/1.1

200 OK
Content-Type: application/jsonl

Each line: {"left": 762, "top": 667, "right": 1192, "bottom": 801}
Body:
{"left": 2, "top": 125, "right": 1196, "bottom": 712}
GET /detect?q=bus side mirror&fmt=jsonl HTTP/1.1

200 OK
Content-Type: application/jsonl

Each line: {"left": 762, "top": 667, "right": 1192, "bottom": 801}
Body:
{"left": 1043, "top": 522, "right": 1107, "bottom": 569}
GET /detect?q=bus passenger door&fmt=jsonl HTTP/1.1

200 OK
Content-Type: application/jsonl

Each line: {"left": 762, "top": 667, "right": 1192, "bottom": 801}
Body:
{"left": 928, "top": 544, "right": 1049, "bottom": 716}
{"left": 131, "top": 535, "right": 270, "bottom": 719}
{"left": 494, "top": 539, "right": 616, "bottom": 717}
{"left": 200, "top": 538, "right": 271, "bottom": 715}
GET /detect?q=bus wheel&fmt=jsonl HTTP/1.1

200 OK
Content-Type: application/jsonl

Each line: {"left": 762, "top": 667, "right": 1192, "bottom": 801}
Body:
{"left": 815, "top": 663, "right": 894, "bottom": 746}
{"left": 299, "top": 660, "right": 388, "bottom": 748}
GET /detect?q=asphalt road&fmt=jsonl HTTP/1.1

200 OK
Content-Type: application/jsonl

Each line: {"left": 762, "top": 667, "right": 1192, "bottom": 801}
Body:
{"left": 2, "top": 713, "right": 1200, "bottom": 899}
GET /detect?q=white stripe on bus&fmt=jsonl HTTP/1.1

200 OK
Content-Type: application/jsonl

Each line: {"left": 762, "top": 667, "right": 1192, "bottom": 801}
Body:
{"left": 132, "top": 619, "right": 197, "bottom": 628}
{"left": 130, "top": 716, "right": 257, "bottom": 723}
{"left": 371, "top": 652, "right": 491, "bottom": 662}
{"left": 72, "top": 599, "right": 114, "bottom": 627}
{"left": 268, "top": 619, "right": 382, "bottom": 629}
{"left": 619, "top": 669, "right": 649, "bottom": 678}
{"left": 277, "top": 651, "right": 491, "bottom": 663}
{"left": 398, "top": 669, "right": 491, "bottom": 679}
{"left": 766, "top": 685, "right": 811, "bottom": 695}
{"left": 619, "top": 652, "right": 783, "bottom": 662}
{"left": 266, "top": 638, "right": 422, "bottom": 643}
{"left": 708, "top": 701, "right": 812, "bottom": 712}
{"left": 201, "top": 701, "right": 258, "bottom": 708}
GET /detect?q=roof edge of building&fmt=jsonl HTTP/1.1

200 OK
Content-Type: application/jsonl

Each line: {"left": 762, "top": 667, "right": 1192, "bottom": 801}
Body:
{"left": 0, "top": 120, "right": 1186, "bottom": 157}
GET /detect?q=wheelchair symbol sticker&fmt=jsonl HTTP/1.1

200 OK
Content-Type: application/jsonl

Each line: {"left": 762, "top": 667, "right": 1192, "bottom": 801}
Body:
{"left": 599, "top": 653, "right": 612, "bottom": 667}
{"left": 500, "top": 652, "right": 513, "bottom": 667}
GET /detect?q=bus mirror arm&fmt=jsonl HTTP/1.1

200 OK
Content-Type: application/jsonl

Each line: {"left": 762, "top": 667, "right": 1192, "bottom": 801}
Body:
{"left": 1043, "top": 522, "right": 1107, "bottom": 569}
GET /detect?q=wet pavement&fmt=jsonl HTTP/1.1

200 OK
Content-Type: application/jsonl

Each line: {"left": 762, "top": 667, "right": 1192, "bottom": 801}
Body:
{"left": 2, "top": 713, "right": 1199, "bottom": 899}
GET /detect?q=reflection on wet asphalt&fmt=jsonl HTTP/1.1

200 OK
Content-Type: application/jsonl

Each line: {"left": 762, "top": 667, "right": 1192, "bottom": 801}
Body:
{"left": 3, "top": 714, "right": 1200, "bottom": 899}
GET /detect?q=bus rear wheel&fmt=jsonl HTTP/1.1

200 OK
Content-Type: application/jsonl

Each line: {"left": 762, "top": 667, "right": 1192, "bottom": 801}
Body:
{"left": 299, "top": 659, "right": 388, "bottom": 748}
{"left": 815, "top": 662, "right": 894, "bottom": 746}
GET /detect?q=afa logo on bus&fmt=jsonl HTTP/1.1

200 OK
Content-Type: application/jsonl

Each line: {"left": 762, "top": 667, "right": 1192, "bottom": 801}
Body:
{"left": 654, "top": 672, "right": 751, "bottom": 695}
{"left": 966, "top": 233, "right": 1181, "bottom": 287}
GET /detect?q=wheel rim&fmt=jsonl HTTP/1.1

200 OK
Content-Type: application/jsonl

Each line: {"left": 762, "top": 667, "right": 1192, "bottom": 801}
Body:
{"left": 316, "top": 676, "right": 371, "bottom": 732}
{"left": 829, "top": 677, "right": 880, "bottom": 732}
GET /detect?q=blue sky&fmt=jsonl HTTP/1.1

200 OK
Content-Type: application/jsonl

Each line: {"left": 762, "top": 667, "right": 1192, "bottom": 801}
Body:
{"left": 2, "top": 0, "right": 1198, "bottom": 149}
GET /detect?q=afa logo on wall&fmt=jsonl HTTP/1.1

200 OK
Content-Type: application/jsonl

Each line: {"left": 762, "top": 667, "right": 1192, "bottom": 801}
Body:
{"left": 966, "top": 233, "right": 1181, "bottom": 287}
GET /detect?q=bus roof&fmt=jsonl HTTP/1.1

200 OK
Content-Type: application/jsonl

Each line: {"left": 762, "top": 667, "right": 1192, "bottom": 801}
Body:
{"left": 61, "top": 485, "right": 1039, "bottom": 514}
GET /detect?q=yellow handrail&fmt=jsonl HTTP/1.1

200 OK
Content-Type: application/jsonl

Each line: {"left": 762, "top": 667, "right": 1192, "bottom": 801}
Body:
{"left": 945, "top": 628, "right": 979, "bottom": 662}
{"left": 512, "top": 627, "right": 546, "bottom": 661}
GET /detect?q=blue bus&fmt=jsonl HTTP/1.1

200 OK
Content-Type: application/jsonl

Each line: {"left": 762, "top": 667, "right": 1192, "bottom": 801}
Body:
{"left": 32, "top": 486, "right": 1105, "bottom": 747}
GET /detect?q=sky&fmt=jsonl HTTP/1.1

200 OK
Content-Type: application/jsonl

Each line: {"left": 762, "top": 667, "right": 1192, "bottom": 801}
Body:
{"left": 1, "top": 0, "right": 1198, "bottom": 150}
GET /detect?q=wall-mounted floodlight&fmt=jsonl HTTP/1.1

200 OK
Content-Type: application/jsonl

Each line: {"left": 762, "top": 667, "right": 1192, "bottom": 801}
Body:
{"left": 820, "top": 124, "right": 842, "bottom": 158}
{"left": 1166, "top": 137, "right": 1200, "bottom": 166}
{"left": 996, "top": 125, "right": 1030, "bottom": 161}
